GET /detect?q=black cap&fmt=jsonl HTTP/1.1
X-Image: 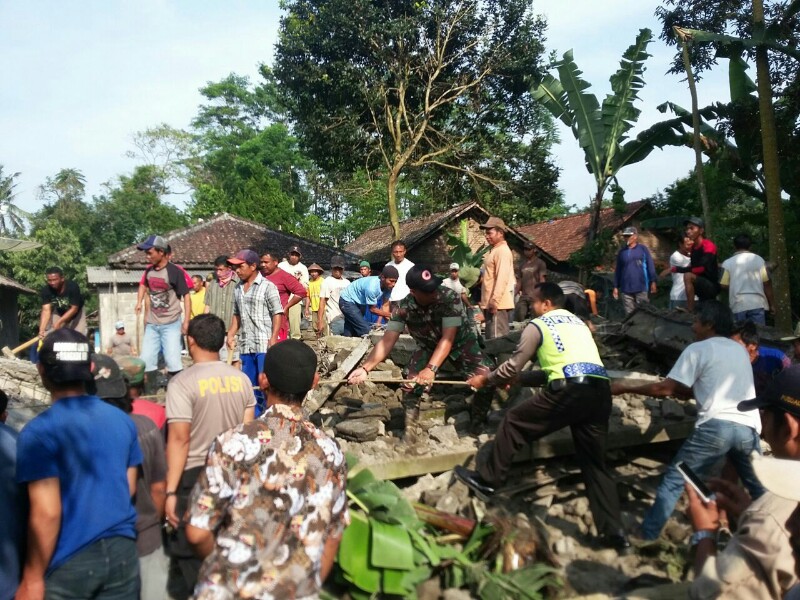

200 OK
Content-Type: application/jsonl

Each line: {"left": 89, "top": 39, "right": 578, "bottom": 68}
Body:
{"left": 263, "top": 340, "right": 318, "bottom": 396}
{"left": 91, "top": 354, "right": 128, "bottom": 399}
{"left": 405, "top": 264, "right": 443, "bottom": 293}
{"left": 39, "top": 329, "right": 93, "bottom": 385}
{"left": 738, "top": 364, "right": 800, "bottom": 417}
{"left": 330, "top": 255, "right": 346, "bottom": 269}
{"left": 684, "top": 216, "right": 705, "bottom": 228}
{"left": 381, "top": 265, "right": 399, "bottom": 279}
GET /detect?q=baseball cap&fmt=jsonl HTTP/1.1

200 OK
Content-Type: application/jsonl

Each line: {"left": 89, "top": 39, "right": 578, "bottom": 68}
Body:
{"left": 622, "top": 226, "right": 638, "bottom": 236}
{"left": 116, "top": 356, "right": 146, "bottom": 386}
{"left": 406, "top": 264, "right": 443, "bottom": 293}
{"left": 381, "top": 265, "right": 399, "bottom": 280}
{"left": 684, "top": 216, "right": 705, "bottom": 228}
{"left": 263, "top": 339, "right": 317, "bottom": 396}
{"left": 331, "top": 255, "right": 345, "bottom": 269}
{"left": 91, "top": 354, "right": 127, "bottom": 399}
{"left": 449, "top": 262, "right": 460, "bottom": 271}
{"left": 39, "top": 329, "right": 93, "bottom": 385}
{"left": 288, "top": 245, "right": 302, "bottom": 256}
{"left": 480, "top": 216, "right": 507, "bottom": 231}
{"left": 738, "top": 364, "right": 800, "bottom": 417}
{"left": 136, "top": 235, "right": 168, "bottom": 252}
{"left": 359, "top": 260, "right": 371, "bottom": 268}
{"left": 751, "top": 452, "right": 800, "bottom": 502}
{"left": 308, "top": 263, "right": 323, "bottom": 273}
{"left": 115, "top": 321, "right": 125, "bottom": 330}
{"left": 227, "top": 249, "right": 259, "bottom": 266}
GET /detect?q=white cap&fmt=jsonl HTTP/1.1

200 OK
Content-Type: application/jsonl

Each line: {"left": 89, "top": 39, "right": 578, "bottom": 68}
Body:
{"left": 751, "top": 452, "right": 800, "bottom": 501}
{"left": 449, "top": 262, "right": 459, "bottom": 270}
{"left": 115, "top": 321, "right": 125, "bottom": 330}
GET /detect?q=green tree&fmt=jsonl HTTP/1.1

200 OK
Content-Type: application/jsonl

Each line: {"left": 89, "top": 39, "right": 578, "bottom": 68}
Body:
{"left": 531, "top": 28, "right": 685, "bottom": 242}
{"left": 93, "top": 165, "right": 189, "bottom": 256}
{"left": 275, "top": 0, "right": 555, "bottom": 239}
{"left": 0, "top": 166, "right": 30, "bottom": 235}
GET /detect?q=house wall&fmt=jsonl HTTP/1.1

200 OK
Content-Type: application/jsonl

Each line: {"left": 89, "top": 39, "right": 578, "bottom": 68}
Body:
{"left": 0, "top": 289, "right": 21, "bottom": 349}
{"left": 96, "top": 284, "right": 145, "bottom": 353}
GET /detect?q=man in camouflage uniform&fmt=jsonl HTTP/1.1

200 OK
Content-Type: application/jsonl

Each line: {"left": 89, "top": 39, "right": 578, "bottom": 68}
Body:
{"left": 349, "top": 264, "right": 495, "bottom": 435}
{"left": 184, "top": 340, "right": 348, "bottom": 599}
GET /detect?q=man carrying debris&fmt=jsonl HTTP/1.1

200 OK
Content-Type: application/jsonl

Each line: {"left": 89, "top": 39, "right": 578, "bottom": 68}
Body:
{"left": 613, "top": 227, "right": 657, "bottom": 315}
{"left": 164, "top": 314, "right": 256, "bottom": 600}
{"left": 686, "top": 365, "right": 800, "bottom": 599}
{"left": 185, "top": 340, "right": 348, "bottom": 599}
{"left": 456, "top": 282, "right": 630, "bottom": 553}
{"left": 38, "top": 266, "right": 87, "bottom": 338}
{"left": 348, "top": 264, "right": 495, "bottom": 434}
{"left": 611, "top": 300, "right": 764, "bottom": 540}
{"left": 338, "top": 265, "right": 398, "bottom": 337}
{"left": 720, "top": 233, "right": 774, "bottom": 325}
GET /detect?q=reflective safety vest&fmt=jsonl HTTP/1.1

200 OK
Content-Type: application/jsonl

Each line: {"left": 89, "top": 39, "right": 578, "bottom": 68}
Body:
{"left": 531, "top": 308, "right": 607, "bottom": 382}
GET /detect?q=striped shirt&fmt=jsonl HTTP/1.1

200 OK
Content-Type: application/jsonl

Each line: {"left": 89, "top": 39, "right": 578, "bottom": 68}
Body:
{"left": 232, "top": 274, "right": 284, "bottom": 354}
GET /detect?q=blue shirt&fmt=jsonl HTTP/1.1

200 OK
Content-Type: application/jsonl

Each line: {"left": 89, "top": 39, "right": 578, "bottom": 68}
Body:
{"left": 0, "top": 424, "right": 26, "bottom": 600}
{"left": 614, "top": 244, "right": 657, "bottom": 294}
{"left": 340, "top": 276, "right": 387, "bottom": 306}
{"left": 753, "top": 346, "right": 790, "bottom": 395}
{"left": 16, "top": 396, "right": 142, "bottom": 573}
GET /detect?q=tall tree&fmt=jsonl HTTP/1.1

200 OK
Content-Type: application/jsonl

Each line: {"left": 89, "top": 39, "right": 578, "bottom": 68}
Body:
{"left": 275, "top": 0, "right": 556, "bottom": 239}
{"left": 31, "top": 168, "right": 97, "bottom": 257}
{"left": 0, "top": 166, "right": 30, "bottom": 235}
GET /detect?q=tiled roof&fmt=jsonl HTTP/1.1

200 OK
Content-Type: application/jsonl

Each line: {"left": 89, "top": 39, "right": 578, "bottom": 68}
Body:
{"left": 517, "top": 201, "right": 648, "bottom": 262}
{"left": 0, "top": 274, "right": 36, "bottom": 294}
{"left": 107, "top": 213, "right": 363, "bottom": 269}
{"left": 344, "top": 201, "right": 534, "bottom": 263}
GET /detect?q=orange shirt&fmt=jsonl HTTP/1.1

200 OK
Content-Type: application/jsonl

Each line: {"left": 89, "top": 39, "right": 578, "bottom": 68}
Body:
{"left": 480, "top": 240, "right": 516, "bottom": 310}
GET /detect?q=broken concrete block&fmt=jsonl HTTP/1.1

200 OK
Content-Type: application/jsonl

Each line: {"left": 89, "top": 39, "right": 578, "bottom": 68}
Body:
{"left": 428, "top": 424, "right": 460, "bottom": 446}
{"left": 661, "top": 398, "right": 685, "bottom": 420}
{"left": 335, "top": 418, "right": 381, "bottom": 442}
{"left": 448, "top": 411, "right": 472, "bottom": 435}
{"left": 348, "top": 404, "right": 391, "bottom": 421}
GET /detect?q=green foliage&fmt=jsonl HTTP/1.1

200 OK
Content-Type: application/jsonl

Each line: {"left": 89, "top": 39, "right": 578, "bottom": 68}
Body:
{"left": 532, "top": 29, "right": 686, "bottom": 239}
{"left": 0, "top": 166, "right": 31, "bottom": 235}
{"left": 275, "top": 0, "right": 561, "bottom": 236}
{"left": 335, "top": 465, "right": 561, "bottom": 599}
{"left": 446, "top": 229, "right": 488, "bottom": 289}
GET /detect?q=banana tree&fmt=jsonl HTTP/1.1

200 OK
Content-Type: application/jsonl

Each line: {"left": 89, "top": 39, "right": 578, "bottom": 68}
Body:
{"left": 675, "top": 1, "right": 797, "bottom": 332}
{"left": 532, "top": 29, "right": 684, "bottom": 241}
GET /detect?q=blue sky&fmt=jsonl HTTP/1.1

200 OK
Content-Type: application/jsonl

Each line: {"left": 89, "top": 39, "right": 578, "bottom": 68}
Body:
{"left": 1, "top": 0, "right": 731, "bottom": 215}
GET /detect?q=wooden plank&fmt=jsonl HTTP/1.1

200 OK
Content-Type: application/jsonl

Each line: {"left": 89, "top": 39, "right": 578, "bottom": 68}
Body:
{"left": 304, "top": 337, "right": 371, "bottom": 414}
{"left": 349, "top": 420, "right": 696, "bottom": 481}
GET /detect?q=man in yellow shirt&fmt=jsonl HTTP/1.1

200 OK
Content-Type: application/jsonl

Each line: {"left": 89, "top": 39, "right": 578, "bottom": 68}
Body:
{"left": 190, "top": 275, "right": 206, "bottom": 319}
{"left": 305, "top": 263, "right": 324, "bottom": 333}
{"left": 479, "top": 217, "right": 516, "bottom": 339}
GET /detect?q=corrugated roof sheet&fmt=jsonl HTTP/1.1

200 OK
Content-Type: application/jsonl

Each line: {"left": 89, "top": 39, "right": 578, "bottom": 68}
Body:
{"left": 107, "top": 213, "right": 363, "bottom": 269}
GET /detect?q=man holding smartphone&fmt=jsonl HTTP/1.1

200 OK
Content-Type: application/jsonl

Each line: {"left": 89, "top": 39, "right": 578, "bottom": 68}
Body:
{"left": 611, "top": 300, "right": 764, "bottom": 540}
{"left": 685, "top": 365, "right": 800, "bottom": 599}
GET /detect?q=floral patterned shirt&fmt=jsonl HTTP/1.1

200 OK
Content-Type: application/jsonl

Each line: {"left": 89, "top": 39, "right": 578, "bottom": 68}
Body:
{"left": 188, "top": 403, "right": 349, "bottom": 599}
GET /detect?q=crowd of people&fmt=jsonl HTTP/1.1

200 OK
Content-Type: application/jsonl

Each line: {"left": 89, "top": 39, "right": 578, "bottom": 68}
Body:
{"left": 5, "top": 215, "right": 800, "bottom": 600}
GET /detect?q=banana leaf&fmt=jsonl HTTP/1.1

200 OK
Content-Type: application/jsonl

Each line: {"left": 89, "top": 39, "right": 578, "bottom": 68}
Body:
{"left": 370, "top": 519, "right": 415, "bottom": 570}
{"left": 679, "top": 27, "right": 800, "bottom": 62}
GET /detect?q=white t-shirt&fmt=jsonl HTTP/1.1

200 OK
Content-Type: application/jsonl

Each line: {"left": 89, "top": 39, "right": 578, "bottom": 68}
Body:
{"left": 386, "top": 258, "right": 415, "bottom": 301}
{"left": 278, "top": 260, "right": 310, "bottom": 289}
{"left": 720, "top": 252, "right": 769, "bottom": 313}
{"left": 669, "top": 250, "right": 690, "bottom": 301}
{"left": 441, "top": 276, "right": 466, "bottom": 295}
{"left": 319, "top": 276, "right": 350, "bottom": 322}
{"left": 667, "top": 336, "right": 761, "bottom": 431}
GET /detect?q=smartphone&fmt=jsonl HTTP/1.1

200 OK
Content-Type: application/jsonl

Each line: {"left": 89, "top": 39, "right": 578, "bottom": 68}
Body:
{"left": 677, "top": 461, "right": 716, "bottom": 503}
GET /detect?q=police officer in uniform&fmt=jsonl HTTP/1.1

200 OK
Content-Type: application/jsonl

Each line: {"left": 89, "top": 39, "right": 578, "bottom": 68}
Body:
{"left": 457, "top": 281, "right": 630, "bottom": 552}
